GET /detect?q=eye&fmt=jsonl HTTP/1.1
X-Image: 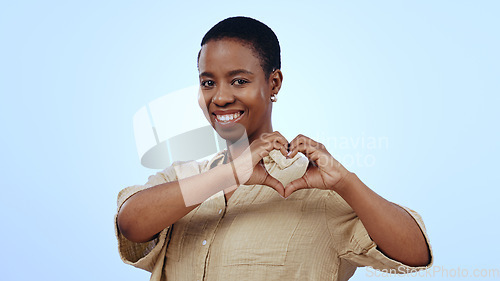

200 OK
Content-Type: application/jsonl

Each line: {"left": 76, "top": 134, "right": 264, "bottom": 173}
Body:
{"left": 201, "top": 80, "right": 215, "bottom": 88}
{"left": 232, "top": 79, "right": 249, "bottom": 86}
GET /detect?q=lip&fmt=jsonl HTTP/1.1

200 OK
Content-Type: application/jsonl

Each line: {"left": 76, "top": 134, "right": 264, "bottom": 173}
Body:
{"left": 212, "top": 110, "right": 243, "bottom": 115}
{"left": 212, "top": 110, "right": 245, "bottom": 127}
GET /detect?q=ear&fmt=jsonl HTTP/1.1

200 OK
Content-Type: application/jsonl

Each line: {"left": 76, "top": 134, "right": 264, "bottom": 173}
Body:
{"left": 270, "top": 69, "right": 283, "bottom": 95}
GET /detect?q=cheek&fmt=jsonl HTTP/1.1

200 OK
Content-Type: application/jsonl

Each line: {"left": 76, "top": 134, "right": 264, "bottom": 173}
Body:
{"left": 256, "top": 87, "right": 271, "bottom": 106}
{"left": 245, "top": 90, "right": 270, "bottom": 117}
{"left": 198, "top": 89, "right": 211, "bottom": 122}
{"left": 246, "top": 84, "right": 269, "bottom": 103}
{"left": 259, "top": 82, "right": 272, "bottom": 101}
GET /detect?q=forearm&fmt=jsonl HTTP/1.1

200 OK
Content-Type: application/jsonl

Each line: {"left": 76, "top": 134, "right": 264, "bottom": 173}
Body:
{"left": 117, "top": 164, "right": 236, "bottom": 243}
{"left": 334, "top": 173, "right": 430, "bottom": 267}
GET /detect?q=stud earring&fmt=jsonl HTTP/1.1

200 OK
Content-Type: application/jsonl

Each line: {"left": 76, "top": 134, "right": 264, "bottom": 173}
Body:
{"left": 270, "top": 95, "right": 277, "bottom": 102}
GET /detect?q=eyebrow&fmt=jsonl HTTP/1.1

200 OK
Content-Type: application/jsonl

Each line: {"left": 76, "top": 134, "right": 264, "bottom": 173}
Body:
{"left": 199, "top": 71, "right": 214, "bottom": 78}
{"left": 199, "top": 69, "right": 254, "bottom": 78}
{"left": 227, "top": 69, "right": 254, "bottom": 77}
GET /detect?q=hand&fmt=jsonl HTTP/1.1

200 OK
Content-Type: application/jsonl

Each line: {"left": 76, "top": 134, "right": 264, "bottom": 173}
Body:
{"left": 230, "top": 131, "right": 289, "bottom": 197}
{"left": 284, "top": 134, "right": 350, "bottom": 198}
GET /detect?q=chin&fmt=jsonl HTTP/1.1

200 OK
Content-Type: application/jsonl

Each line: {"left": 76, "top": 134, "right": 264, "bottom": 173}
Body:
{"left": 214, "top": 123, "right": 248, "bottom": 144}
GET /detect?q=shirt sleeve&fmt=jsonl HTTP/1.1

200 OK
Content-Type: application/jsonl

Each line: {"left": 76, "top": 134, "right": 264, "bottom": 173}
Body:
{"left": 114, "top": 165, "right": 178, "bottom": 272}
{"left": 325, "top": 190, "right": 433, "bottom": 274}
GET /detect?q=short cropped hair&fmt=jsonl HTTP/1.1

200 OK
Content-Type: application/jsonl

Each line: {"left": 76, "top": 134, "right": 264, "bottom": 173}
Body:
{"left": 199, "top": 16, "right": 281, "bottom": 78}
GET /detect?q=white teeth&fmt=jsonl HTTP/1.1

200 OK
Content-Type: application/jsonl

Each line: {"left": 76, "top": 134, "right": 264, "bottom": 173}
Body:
{"left": 216, "top": 112, "right": 241, "bottom": 122}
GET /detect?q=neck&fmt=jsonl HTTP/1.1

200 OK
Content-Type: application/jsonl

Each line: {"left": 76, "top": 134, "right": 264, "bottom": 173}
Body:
{"left": 225, "top": 124, "right": 273, "bottom": 160}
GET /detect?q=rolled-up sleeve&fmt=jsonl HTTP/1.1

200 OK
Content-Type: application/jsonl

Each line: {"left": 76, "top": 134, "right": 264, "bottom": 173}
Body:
{"left": 325, "top": 191, "right": 433, "bottom": 274}
{"left": 114, "top": 166, "right": 178, "bottom": 272}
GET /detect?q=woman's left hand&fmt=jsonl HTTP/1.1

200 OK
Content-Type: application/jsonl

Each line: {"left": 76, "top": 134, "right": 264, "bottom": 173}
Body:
{"left": 284, "top": 134, "right": 350, "bottom": 198}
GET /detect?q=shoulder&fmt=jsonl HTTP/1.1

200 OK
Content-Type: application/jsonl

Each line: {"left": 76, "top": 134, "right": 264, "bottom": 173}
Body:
{"left": 170, "top": 150, "right": 227, "bottom": 179}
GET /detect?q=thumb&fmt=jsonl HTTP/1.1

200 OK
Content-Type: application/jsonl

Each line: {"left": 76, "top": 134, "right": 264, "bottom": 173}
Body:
{"left": 284, "top": 177, "right": 309, "bottom": 198}
{"left": 262, "top": 172, "right": 286, "bottom": 198}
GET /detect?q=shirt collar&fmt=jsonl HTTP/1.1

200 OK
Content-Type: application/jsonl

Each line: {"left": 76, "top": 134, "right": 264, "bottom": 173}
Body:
{"left": 207, "top": 150, "right": 227, "bottom": 170}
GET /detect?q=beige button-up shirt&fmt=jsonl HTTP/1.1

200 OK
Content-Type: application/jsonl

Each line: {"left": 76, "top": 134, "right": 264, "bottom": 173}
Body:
{"left": 115, "top": 150, "right": 433, "bottom": 280}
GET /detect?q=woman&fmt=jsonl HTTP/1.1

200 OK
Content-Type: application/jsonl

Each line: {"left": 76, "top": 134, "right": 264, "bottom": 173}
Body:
{"left": 115, "top": 16, "right": 432, "bottom": 281}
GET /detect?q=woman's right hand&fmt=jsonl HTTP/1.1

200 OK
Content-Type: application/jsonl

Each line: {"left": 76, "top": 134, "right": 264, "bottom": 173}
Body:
{"left": 229, "top": 131, "right": 289, "bottom": 197}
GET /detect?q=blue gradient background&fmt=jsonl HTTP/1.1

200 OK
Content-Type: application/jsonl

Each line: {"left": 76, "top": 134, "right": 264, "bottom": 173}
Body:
{"left": 1, "top": 1, "right": 498, "bottom": 280}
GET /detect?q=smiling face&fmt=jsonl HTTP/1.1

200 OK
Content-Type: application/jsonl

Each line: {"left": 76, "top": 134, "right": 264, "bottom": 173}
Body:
{"left": 198, "top": 39, "right": 282, "bottom": 143}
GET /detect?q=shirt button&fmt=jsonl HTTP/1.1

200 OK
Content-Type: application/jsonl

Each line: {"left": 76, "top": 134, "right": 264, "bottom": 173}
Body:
{"left": 218, "top": 209, "right": 223, "bottom": 214}
{"left": 202, "top": 240, "right": 207, "bottom": 246}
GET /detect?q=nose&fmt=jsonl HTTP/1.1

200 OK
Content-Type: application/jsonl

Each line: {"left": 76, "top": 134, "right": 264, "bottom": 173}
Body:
{"left": 212, "top": 85, "right": 235, "bottom": 106}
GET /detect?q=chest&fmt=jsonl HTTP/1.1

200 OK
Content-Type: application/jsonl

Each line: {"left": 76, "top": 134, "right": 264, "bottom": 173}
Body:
{"left": 166, "top": 186, "right": 333, "bottom": 268}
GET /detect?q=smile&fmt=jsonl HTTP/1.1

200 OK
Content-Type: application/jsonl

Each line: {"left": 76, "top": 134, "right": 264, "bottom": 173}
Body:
{"left": 213, "top": 111, "right": 244, "bottom": 124}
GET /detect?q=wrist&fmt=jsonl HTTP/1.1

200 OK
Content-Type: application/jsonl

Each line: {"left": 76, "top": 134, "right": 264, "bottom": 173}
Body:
{"left": 332, "top": 171, "right": 355, "bottom": 195}
{"left": 178, "top": 163, "right": 237, "bottom": 207}
{"left": 219, "top": 163, "right": 239, "bottom": 195}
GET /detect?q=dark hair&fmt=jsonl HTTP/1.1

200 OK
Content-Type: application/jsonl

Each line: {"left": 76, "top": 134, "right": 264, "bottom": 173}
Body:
{"left": 198, "top": 16, "right": 281, "bottom": 78}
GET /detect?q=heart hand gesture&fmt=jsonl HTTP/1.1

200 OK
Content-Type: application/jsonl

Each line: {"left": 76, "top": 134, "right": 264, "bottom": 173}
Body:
{"left": 230, "top": 131, "right": 289, "bottom": 197}
{"left": 284, "top": 134, "right": 350, "bottom": 198}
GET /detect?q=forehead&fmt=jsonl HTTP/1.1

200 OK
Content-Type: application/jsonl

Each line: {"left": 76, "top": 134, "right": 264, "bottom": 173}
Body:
{"left": 198, "top": 39, "right": 263, "bottom": 75}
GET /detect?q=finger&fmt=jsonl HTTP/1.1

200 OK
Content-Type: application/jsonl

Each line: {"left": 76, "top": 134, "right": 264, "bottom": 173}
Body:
{"left": 259, "top": 131, "right": 289, "bottom": 157}
{"left": 260, "top": 131, "right": 288, "bottom": 146}
{"left": 269, "top": 137, "right": 288, "bottom": 157}
{"left": 298, "top": 145, "right": 335, "bottom": 169}
{"left": 292, "top": 142, "right": 320, "bottom": 160}
{"left": 253, "top": 144, "right": 286, "bottom": 163}
{"left": 277, "top": 142, "right": 288, "bottom": 158}
{"left": 270, "top": 132, "right": 289, "bottom": 153}
{"left": 255, "top": 160, "right": 286, "bottom": 197}
{"left": 243, "top": 161, "right": 285, "bottom": 198}
{"left": 288, "top": 143, "right": 322, "bottom": 165}
{"left": 288, "top": 135, "right": 324, "bottom": 158}
{"left": 288, "top": 135, "right": 324, "bottom": 152}
{"left": 262, "top": 172, "right": 286, "bottom": 198}
{"left": 270, "top": 131, "right": 289, "bottom": 144}
{"left": 284, "top": 176, "right": 309, "bottom": 198}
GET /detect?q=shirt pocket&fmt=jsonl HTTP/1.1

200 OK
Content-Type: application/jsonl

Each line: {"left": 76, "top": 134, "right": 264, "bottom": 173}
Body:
{"left": 221, "top": 200, "right": 303, "bottom": 266}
